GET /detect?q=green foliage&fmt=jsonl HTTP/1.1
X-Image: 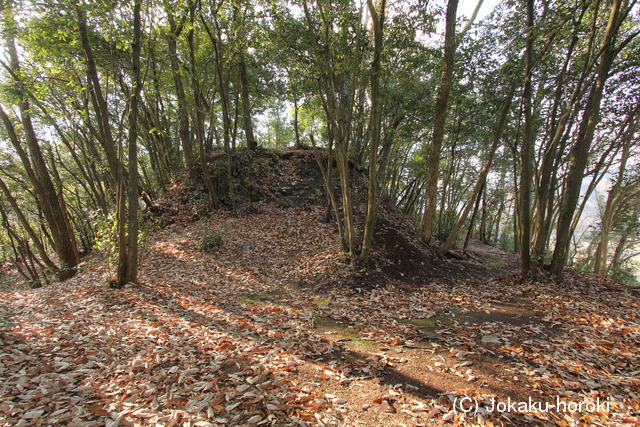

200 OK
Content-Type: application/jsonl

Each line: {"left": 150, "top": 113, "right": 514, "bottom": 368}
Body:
{"left": 198, "top": 228, "right": 224, "bottom": 253}
{"left": 95, "top": 213, "right": 150, "bottom": 269}
{"left": 609, "top": 267, "right": 640, "bottom": 287}
{"left": 94, "top": 214, "right": 119, "bottom": 269}
{"left": 140, "top": 211, "right": 163, "bottom": 234}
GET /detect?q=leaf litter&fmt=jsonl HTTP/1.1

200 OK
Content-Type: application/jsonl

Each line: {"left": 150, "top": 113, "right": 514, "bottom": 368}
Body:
{"left": 0, "top": 202, "right": 639, "bottom": 426}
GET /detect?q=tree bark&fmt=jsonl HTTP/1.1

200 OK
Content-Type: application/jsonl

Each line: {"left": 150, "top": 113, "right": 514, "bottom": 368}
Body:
{"left": 420, "top": 0, "right": 458, "bottom": 242}
{"left": 123, "top": 0, "right": 143, "bottom": 286}
{"left": 165, "top": 8, "right": 195, "bottom": 173}
{"left": 0, "top": 176, "right": 59, "bottom": 274}
{"left": 300, "top": 0, "right": 362, "bottom": 257}
{"left": 239, "top": 54, "right": 257, "bottom": 150}
{"left": 550, "top": 0, "right": 626, "bottom": 277}
{"left": 440, "top": 80, "right": 516, "bottom": 255}
{"left": 609, "top": 200, "right": 640, "bottom": 272}
{"left": 188, "top": 8, "right": 218, "bottom": 210}
{"left": 360, "top": 0, "right": 385, "bottom": 264}
{"left": 593, "top": 107, "right": 639, "bottom": 274}
{"left": 532, "top": 7, "right": 584, "bottom": 263}
{"left": 0, "top": 5, "right": 79, "bottom": 278}
{"left": 519, "top": 0, "right": 535, "bottom": 277}
{"left": 463, "top": 181, "right": 484, "bottom": 249}
{"left": 201, "top": 15, "right": 237, "bottom": 213}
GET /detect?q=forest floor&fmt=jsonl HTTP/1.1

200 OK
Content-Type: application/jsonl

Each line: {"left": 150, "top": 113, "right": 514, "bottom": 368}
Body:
{"left": 1, "top": 201, "right": 639, "bottom": 427}
{"left": 1, "top": 150, "right": 639, "bottom": 426}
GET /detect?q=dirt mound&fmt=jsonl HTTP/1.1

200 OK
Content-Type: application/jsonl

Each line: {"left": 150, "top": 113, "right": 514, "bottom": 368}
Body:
{"left": 149, "top": 148, "right": 518, "bottom": 289}
{"left": 150, "top": 148, "right": 323, "bottom": 224}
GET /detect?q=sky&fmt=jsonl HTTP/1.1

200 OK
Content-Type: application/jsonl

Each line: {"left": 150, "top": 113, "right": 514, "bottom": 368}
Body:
{"left": 458, "top": 0, "right": 501, "bottom": 23}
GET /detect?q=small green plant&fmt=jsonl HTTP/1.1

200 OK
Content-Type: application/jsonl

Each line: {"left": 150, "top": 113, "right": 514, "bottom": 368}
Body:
{"left": 483, "top": 253, "right": 505, "bottom": 270}
{"left": 95, "top": 214, "right": 118, "bottom": 269}
{"left": 199, "top": 228, "right": 224, "bottom": 253}
{"left": 96, "top": 213, "right": 150, "bottom": 270}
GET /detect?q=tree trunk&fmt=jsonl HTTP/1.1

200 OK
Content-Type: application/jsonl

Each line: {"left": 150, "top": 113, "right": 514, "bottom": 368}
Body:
{"left": 0, "top": 177, "right": 59, "bottom": 274}
{"left": 360, "top": 0, "right": 385, "bottom": 264}
{"left": 188, "top": 11, "right": 218, "bottom": 210}
{"left": 441, "top": 80, "right": 516, "bottom": 255}
{"left": 550, "top": 0, "right": 625, "bottom": 277}
{"left": 609, "top": 200, "right": 640, "bottom": 271}
{"left": 293, "top": 98, "right": 303, "bottom": 149}
{"left": 239, "top": 55, "right": 257, "bottom": 150}
{"left": 201, "top": 15, "right": 237, "bottom": 213}
{"left": 310, "top": 134, "right": 346, "bottom": 253}
{"left": 300, "top": 0, "right": 363, "bottom": 258}
{"left": 593, "top": 107, "right": 638, "bottom": 274}
{"left": 532, "top": 8, "right": 583, "bottom": 263}
{"left": 165, "top": 9, "right": 195, "bottom": 173}
{"left": 123, "top": 0, "right": 142, "bottom": 286}
{"left": 0, "top": 8, "right": 79, "bottom": 278}
{"left": 519, "top": 0, "right": 535, "bottom": 277}
{"left": 463, "top": 181, "right": 484, "bottom": 249}
{"left": 420, "top": 0, "right": 458, "bottom": 242}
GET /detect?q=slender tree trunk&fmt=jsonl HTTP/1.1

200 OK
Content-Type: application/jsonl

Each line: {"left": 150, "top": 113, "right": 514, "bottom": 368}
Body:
{"left": 1, "top": 3, "right": 79, "bottom": 278}
{"left": 609, "top": 200, "right": 640, "bottom": 271}
{"left": 550, "top": 0, "right": 626, "bottom": 277}
{"left": 77, "top": 6, "right": 121, "bottom": 177}
{"left": 0, "top": 177, "right": 59, "bottom": 273}
{"left": 480, "top": 185, "right": 488, "bottom": 242}
{"left": 188, "top": 14, "right": 218, "bottom": 210}
{"left": 464, "top": 181, "right": 484, "bottom": 249}
{"left": 165, "top": 10, "right": 195, "bottom": 173}
{"left": 310, "top": 134, "right": 346, "bottom": 252}
{"left": 202, "top": 16, "right": 236, "bottom": 212}
{"left": 420, "top": 0, "right": 458, "bottom": 243}
{"left": 378, "top": 112, "right": 404, "bottom": 195}
{"left": 441, "top": 80, "right": 516, "bottom": 255}
{"left": 300, "top": 0, "right": 362, "bottom": 257}
{"left": 239, "top": 55, "right": 257, "bottom": 150}
{"left": 532, "top": 9, "right": 583, "bottom": 263}
{"left": 519, "top": 0, "right": 535, "bottom": 277}
{"left": 123, "top": 0, "right": 142, "bottom": 286}
{"left": 293, "top": 98, "right": 303, "bottom": 149}
{"left": 0, "top": 204, "right": 45, "bottom": 287}
{"left": 360, "top": 0, "right": 385, "bottom": 263}
{"left": 594, "top": 109, "right": 638, "bottom": 274}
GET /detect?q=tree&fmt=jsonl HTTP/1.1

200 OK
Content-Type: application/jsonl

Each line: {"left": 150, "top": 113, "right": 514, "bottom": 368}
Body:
{"left": 0, "top": 0, "right": 79, "bottom": 279}
{"left": 550, "top": 0, "right": 633, "bottom": 277}
{"left": 440, "top": 77, "right": 517, "bottom": 255}
{"left": 593, "top": 104, "right": 639, "bottom": 274}
{"left": 164, "top": 0, "right": 195, "bottom": 173}
{"left": 420, "top": 0, "right": 459, "bottom": 243}
{"left": 360, "top": 0, "right": 386, "bottom": 263}
{"left": 299, "top": 0, "right": 368, "bottom": 257}
{"left": 123, "top": 0, "right": 143, "bottom": 286}
{"left": 75, "top": 1, "right": 144, "bottom": 287}
{"left": 519, "top": 0, "right": 535, "bottom": 277}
